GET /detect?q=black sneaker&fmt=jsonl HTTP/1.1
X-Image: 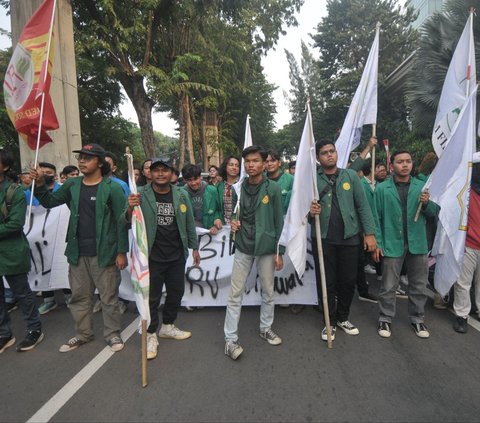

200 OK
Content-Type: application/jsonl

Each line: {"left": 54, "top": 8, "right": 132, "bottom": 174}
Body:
{"left": 378, "top": 321, "right": 392, "bottom": 338}
{"left": 16, "top": 330, "right": 44, "bottom": 351}
{"left": 358, "top": 293, "right": 378, "bottom": 303}
{"left": 411, "top": 322, "right": 430, "bottom": 339}
{"left": 0, "top": 336, "right": 15, "bottom": 353}
{"left": 453, "top": 316, "right": 468, "bottom": 334}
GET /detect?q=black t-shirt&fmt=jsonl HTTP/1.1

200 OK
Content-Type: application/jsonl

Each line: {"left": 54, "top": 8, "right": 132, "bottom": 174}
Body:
{"left": 150, "top": 188, "right": 183, "bottom": 263}
{"left": 326, "top": 174, "right": 359, "bottom": 246}
{"left": 78, "top": 182, "right": 99, "bottom": 256}
{"left": 395, "top": 181, "right": 410, "bottom": 247}
{"left": 236, "top": 178, "right": 262, "bottom": 255}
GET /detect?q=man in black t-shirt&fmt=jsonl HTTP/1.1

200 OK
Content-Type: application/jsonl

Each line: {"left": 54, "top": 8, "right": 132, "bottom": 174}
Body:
{"left": 127, "top": 157, "right": 200, "bottom": 360}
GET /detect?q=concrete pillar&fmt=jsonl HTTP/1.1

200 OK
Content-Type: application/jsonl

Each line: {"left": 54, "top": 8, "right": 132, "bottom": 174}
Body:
{"left": 10, "top": 0, "right": 81, "bottom": 173}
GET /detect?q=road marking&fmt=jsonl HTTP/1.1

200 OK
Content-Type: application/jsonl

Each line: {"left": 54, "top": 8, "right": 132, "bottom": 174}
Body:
{"left": 27, "top": 318, "right": 140, "bottom": 423}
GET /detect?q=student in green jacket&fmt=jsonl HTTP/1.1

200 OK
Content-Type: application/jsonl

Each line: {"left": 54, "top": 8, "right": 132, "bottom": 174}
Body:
{"left": 224, "top": 146, "right": 285, "bottom": 360}
{"left": 216, "top": 155, "right": 240, "bottom": 225}
{"left": 0, "top": 149, "right": 43, "bottom": 353}
{"left": 181, "top": 164, "right": 222, "bottom": 234}
{"left": 373, "top": 150, "right": 440, "bottom": 339}
{"left": 265, "top": 150, "right": 293, "bottom": 214}
{"left": 31, "top": 143, "right": 128, "bottom": 353}
{"left": 309, "top": 139, "right": 377, "bottom": 342}
{"left": 127, "top": 156, "right": 200, "bottom": 360}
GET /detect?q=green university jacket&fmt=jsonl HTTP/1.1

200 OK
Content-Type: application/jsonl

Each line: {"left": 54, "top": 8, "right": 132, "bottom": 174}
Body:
{"left": 0, "top": 180, "right": 31, "bottom": 275}
{"left": 237, "top": 178, "right": 285, "bottom": 256}
{"left": 183, "top": 184, "right": 220, "bottom": 229}
{"left": 361, "top": 176, "right": 375, "bottom": 212}
{"left": 35, "top": 177, "right": 128, "bottom": 267}
{"left": 131, "top": 184, "right": 199, "bottom": 259}
{"left": 272, "top": 171, "right": 294, "bottom": 214}
{"left": 373, "top": 176, "right": 440, "bottom": 257}
{"left": 314, "top": 167, "right": 376, "bottom": 239}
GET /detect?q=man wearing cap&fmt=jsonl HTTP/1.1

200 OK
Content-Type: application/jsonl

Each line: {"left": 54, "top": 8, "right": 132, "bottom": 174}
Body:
{"left": 30, "top": 143, "right": 129, "bottom": 353}
{"left": 126, "top": 156, "right": 200, "bottom": 360}
{"left": 452, "top": 153, "right": 480, "bottom": 333}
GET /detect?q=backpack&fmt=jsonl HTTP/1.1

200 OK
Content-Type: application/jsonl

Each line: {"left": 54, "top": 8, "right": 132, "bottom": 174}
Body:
{"left": 0, "top": 183, "right": 20, "bottom": 220}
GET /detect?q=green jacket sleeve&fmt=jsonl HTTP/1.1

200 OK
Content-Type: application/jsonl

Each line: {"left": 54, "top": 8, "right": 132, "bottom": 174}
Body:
{"left": 0, "top": 185, "right": 26, "bottom": 240}
{"left": 183, "top": 192, "right": 199, "bottom": 250}
{"left": 373, "top": 188, "right": 384, "bottom": 251}
{"left": 110, "top": 183, "right": 129, "bottom": 254}
{"left": 272, "top": 184, "right": 286, "bottom": 255}
{"left": 34, "top": 179, "right": 73, "bottom": 208}
{"left": 421, "top": 199, "right": 440, "bottom": 218}
{"left": 352, "top": 172, "right": 375, "bottom": 235}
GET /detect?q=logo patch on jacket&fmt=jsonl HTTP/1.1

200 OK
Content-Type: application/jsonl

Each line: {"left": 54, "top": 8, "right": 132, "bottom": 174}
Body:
{"left": 180, "top": 204, "right": 187, "bottom": 213}
{"left": 262, "top": 195, "right": 269, "bottom": 204}
{"left": 342, "top": 182, "right": 351, "bottom": 191}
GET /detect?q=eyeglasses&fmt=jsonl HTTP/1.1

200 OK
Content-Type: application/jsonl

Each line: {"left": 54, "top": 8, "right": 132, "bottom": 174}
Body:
{"left": 319, "top": 149, "right": 336, "bottom": 156}
{"left": 75, "top": 154, "right": 96, "bottom": 162}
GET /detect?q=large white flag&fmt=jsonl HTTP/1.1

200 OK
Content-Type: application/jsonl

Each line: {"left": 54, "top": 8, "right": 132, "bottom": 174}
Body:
{"left": 432, "top": 11, "right": 476, "bottom": 157}
{"left": 125, "top": 152, "right": 151, "bottom": 330}
{"left": 233, "top": 114, "right": 253, "bottom": 211}
{"left": 336, "top": 25, "right": 379, "bottom": 169}
{"left": 425, "top": 86, "right": 477, "bottom": 296}
{"left": 278, "top": 103, "right": 318, "bottom": 278}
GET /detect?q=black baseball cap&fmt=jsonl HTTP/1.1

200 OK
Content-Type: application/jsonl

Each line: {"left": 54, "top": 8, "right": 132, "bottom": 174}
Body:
{"left": 150, "top": 156, "right": 175, "bottom": 171}
{"left": 72, "top": 143, "right": 106, "bottom": 158}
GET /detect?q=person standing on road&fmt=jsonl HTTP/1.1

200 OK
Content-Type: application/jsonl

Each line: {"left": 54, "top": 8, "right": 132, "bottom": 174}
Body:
{"left": 309, "top": 139, "right": 377, "bottom": 342}
{"left": 126, "top": 156, "right": 200, "bottom": 360}
{"left": 30, "top": 143, "right": 128, "bottom": 353}
{"left": 373, "top": 150, "right": 440, "bottom": 339}
{"left": 452, "top": 154, "right": 480, "bottom": 333}
{"left": 224, "top": 145, "right": 285, "bottom": 360}
{"left": 0, "top": 149, "right": 44, "bottom": 353}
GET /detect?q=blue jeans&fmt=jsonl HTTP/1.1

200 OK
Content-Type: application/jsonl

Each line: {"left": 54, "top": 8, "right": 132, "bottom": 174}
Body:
{"left": 0, "top": 273, "right": 42, "bottom": 338}
{"left": 378, "top": 251, "right": 428, "bottom": 324}
{"left": 224, "top": 250, "right": 275, "bottom": 342}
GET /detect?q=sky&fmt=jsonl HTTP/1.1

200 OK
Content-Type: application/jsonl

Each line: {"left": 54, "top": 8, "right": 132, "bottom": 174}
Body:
{"left": 0, "top": 0, "right": 407, "bottom": 138}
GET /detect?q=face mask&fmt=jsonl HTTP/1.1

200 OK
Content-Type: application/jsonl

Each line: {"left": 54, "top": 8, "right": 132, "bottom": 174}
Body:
{"left": 44, "top": 175, "right": 55, "bottom": 186}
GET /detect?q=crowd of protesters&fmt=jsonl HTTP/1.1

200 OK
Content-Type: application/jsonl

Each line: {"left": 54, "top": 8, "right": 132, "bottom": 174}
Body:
{"left": 1, "top": 138, "right": 479, "bottom": 362}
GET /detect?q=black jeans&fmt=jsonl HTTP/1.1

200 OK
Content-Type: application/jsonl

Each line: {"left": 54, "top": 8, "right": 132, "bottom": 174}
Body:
{"left": 356, "top": 243, "right": 369, "bottom": 297}
{"left": 0, "top": 273, "right": 42, "bottom": 338}
{"left": 312, "top": 238, "right": 359, "bottom": 325}
{"left": 148, "top": 258, "right": 186, "bottom": 333}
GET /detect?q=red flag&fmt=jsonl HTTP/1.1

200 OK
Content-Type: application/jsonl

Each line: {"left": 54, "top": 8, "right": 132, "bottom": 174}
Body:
{"left": 383, "top": 139, "right": 390, "bottom": 167}
{"left": 3, "top": 0, "right": 59, "bottom": 150}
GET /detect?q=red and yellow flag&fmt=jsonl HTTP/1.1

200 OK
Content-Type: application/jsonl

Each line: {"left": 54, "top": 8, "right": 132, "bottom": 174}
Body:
{"left": 3, "top": 0, "right": 59, "bottom": 150}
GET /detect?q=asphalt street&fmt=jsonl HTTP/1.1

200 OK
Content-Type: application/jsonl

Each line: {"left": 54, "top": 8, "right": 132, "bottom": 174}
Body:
{"left": 2, "top": 277, "right": 480, "bottom": 423}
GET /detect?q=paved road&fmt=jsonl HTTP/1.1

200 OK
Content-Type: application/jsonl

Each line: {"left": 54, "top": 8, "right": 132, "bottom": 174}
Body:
{"left": 3, "top": 278, "right": 480, "bottom": 422}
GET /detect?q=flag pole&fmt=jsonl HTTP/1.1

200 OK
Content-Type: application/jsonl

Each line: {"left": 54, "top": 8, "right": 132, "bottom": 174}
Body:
{"left": 26, "top": 0, "right": 58, "bottom": 228}
{"left": 371, "top": 125, "right": 376, "bottom": 188}
{"left": 125, "top": 147, "right": 148, "bottom": 388}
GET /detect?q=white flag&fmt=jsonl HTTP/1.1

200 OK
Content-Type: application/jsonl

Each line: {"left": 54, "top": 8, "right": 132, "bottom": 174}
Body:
{"left": 336, "top": 25, "right": 379, "bottom": 169}
{"left": 425, "top": 86, "right": 477, "bottom": 297}
{"left": 278, "top": 103, "right": 318, "bottom": 278}
{"left": 432, "top": 11, "right": 476, "bottom": 157}
{"left": 233, "top": 114, "right": 253, "bottom": 211}
{"left": 126, "top": 153, "right": 151, "bottom": 330}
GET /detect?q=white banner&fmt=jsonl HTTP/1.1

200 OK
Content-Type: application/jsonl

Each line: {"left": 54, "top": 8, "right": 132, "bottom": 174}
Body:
{"left": 19, "top": 208, "right": 318, "bottom": 306}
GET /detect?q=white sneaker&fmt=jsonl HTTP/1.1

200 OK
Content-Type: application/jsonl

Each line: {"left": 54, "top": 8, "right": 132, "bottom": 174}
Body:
{"left": 158, "top": 324, "right": 192, "bottom": 340}
{"left": 400, "top": 275, "right": 409, "bottom": 285}
{"left": 337, "top": 320, "right": 360, "bottom": 335}
{"left": 364, "top": 264, "right": 376, "bottom": 275}
{"left": 321, "top": 326, "right": 336, "bottom": 341}
{"left": 259, "top": 328, "right": 282, "bottom": 345}
{"left": 146, "top": 333, "right": 158, "bottom": 360}
{"left": 93, "top": 300, "right": 102, "bottom": 313}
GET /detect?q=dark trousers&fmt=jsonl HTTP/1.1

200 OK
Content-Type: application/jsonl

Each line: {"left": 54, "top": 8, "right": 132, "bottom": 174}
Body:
{"left": 148, "top": 258, "right": 186, "bottom": 333}
{"left": 0, "top": 273, "right": 42, "bottom": 338}
{"left": 312, "top": 238, "right": 359, "bottom": 325}
{"left": 356, "top": 243, "right": 369, "bottom": 297}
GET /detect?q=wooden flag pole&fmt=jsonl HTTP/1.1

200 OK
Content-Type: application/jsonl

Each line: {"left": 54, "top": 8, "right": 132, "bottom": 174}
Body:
{"left": 125, "top": 147, "right": 149, "bottom": 388}
{"left": 141, "top": 319, "right": 148, "bottom": 388}
{"left": 314, "top": 215, "right": 333, "bottom": 349}
{"left": 371, "top": 125, "right": 377, "bottom": 189}
{"left": 414, "top": 188, "right": 428, "bottom": 222}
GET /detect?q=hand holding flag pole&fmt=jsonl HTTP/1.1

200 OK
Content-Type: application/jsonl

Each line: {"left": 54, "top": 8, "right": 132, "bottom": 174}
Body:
{"left": 414, "top": 188, "right": 429, "bottom": 222}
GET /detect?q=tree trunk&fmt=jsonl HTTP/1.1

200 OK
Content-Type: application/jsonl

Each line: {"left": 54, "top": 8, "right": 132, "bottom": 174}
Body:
{"left": 120, "top": 74, "right": 156, "bottom": 158}
{"left": 179, "top": 97, "right": 186, "bottom": 170}
{"left": 202, "top": 107, "right": 208, "bottom": 170}
{"left": 184, "top": 95, "right": 195, "bottom": 164}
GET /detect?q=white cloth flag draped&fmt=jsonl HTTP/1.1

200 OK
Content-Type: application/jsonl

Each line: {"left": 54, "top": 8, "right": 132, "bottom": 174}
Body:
{"left": 336, "top": 25, "right": 379, "bottom": 169}
{"left": 426, "top": 86, "right": 477, "bottom": 297}
{"left": 126, "top": 154, "right": 151, "bottom": 330}
{"left": 432, "top": 11, "right": 475, "bottom": 157}
{"left": 233, "top": 114, "right": 253, "bottom": 211}
{"left": 279, "top": 103, "right": 318, "bottom": 278}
